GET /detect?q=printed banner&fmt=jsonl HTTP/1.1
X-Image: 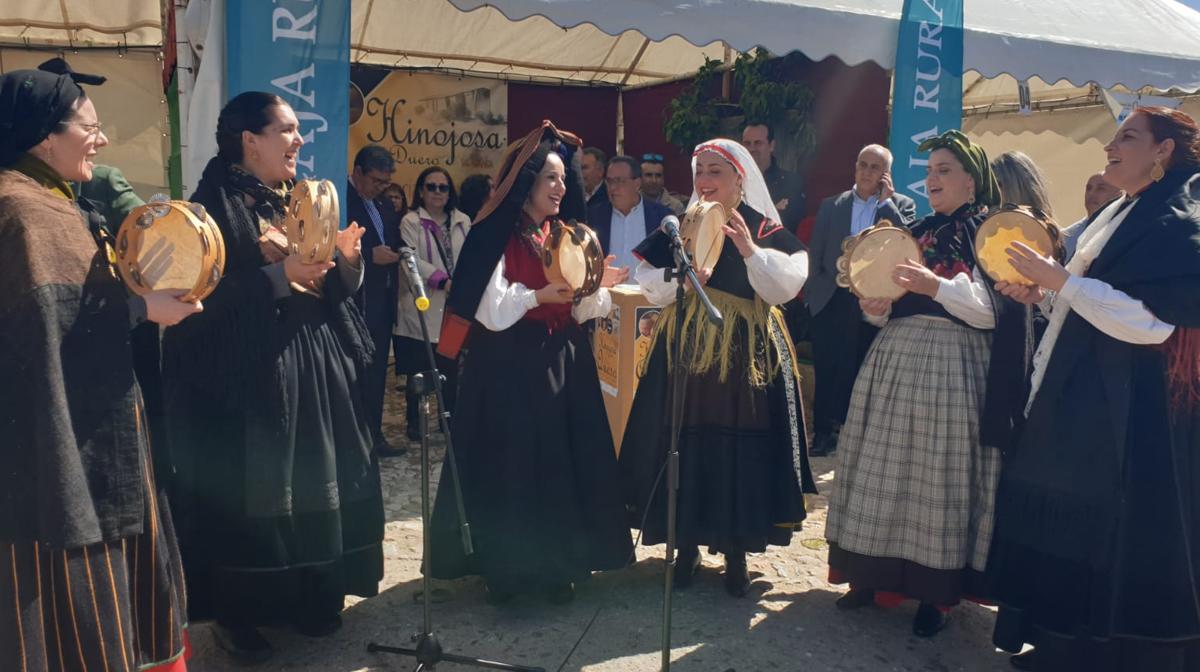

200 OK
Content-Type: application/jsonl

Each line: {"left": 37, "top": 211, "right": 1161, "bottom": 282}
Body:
{"left": 595, "top": 306, "right": 621, "bottom": 397}
{"left": 226, "top": 0, "right": 351, "bottom": 225}
{"left": 888, "top": 0, "right": 964, "bottom": 217}
{"left": 349, "top": 71, "right": 508, "bottom": 201}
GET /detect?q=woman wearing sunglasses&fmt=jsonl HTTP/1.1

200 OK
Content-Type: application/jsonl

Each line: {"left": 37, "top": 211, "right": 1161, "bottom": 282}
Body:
{"left": 394, "top": 167, "right": 472, "bottom": 441}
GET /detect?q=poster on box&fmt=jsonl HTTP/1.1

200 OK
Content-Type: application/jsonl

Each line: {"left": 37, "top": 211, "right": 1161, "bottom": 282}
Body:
{"left": 595, "top": 306, "right": 621, "bottom": 397}
{"left": 634, "top": 306, "right": 661, "bottom": 368}
{"left": 349, "top": 71, "right": 507, "bottom": 199}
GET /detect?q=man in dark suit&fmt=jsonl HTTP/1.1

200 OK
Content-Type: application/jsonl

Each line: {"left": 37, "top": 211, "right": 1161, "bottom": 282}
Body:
{"left": 587, "top": 155, "right": 671, "bottom": 271}
{"left": 347, "top": 145, "right": 405, "bottom": 457}
{"left": 582, "top": 146, "right": 610, "bottom": 207}
{"left": 806, "top": 144, "right": 917, "bottom": 456}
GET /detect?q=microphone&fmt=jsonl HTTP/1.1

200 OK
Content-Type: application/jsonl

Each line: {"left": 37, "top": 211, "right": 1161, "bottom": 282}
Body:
{"left": 399, "top": 248, "right": 431, "bottom": 312}
{"left": 659, "top": 214, "right": 684, "bottom": 248}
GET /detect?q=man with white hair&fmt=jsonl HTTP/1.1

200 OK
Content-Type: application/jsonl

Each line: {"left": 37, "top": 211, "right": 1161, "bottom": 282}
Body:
{"left": 805, "top": 144, "right": 917, "bottom": 456}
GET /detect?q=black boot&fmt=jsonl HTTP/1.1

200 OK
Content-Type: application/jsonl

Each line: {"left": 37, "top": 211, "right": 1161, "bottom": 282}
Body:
{"left": 835, "top": 587, "right": 875, "bottom": 610}
{"left": 809, "top": 428, "right": 840, "bottom": 457}
{"left": 723, "top": 552, "right": 751, "bottom": 597}
{"left": 673, "top": 546, "right": 701, "bottom": 589}
{"left": 212, "top": 621, "right": 273, "bottom": 665}
{"left": 404, "top": 380, "right": 423, "bottom": 441}
{"left": 912, "top": 602, "right": 950, "bottom": 637}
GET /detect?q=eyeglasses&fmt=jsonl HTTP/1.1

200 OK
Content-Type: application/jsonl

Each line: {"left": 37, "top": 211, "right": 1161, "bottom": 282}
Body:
{"left": 59, "top": 121, "right": 103, "bottom": 136}
{"left": 641, "top": 153, "right": 664, "bottom": 163}
{"left": 366, "top": 174, "right": 392, "bottom": 188}
{"left": 605, "top": 177, "right": 638, "bottom": 187}
{"left": 424, "top": 183, "right": 450, "bottom": 193}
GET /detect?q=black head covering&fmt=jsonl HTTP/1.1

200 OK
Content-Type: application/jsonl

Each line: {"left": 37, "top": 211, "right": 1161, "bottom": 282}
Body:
{"left": 444, "top": 120, "right": 585, "bottom": 327}
{"left": 0, "top": 58, "right": 105, "bottom": 167}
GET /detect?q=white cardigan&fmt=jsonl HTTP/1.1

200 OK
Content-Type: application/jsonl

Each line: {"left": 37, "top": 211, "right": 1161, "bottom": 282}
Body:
{"left": 394, "top": 207, "right": 472, "bottom": 341}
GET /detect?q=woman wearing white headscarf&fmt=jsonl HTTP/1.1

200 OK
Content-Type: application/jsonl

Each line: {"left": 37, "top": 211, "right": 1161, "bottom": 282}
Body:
{"left": 619, "top": 138, "right": 816, "bottom": 597}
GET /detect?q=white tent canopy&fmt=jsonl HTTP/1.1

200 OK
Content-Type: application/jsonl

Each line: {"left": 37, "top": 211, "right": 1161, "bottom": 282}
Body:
{"left": 0, "top": 0, "right": 161, "bottom": 48}
{"left": 352, "top": 0, "right": 726, "bottom": 86}
{"left": 440, "top": 0, "right": 1200, "bottom": 92}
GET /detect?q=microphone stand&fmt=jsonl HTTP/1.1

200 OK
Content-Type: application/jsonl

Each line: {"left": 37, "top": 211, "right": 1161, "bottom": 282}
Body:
{"left": 368, "top": 276, "right": 543, "bottom": 672}
{"left": 659, "top": 233, "right": 722, "bottom": 672}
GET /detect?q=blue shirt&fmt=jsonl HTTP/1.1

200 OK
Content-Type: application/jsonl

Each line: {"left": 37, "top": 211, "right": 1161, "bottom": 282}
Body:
{"left": 850, "top": 188, "right": 880, "bottom": 235}
{"left": 609, "top": 197, "right": 646, "bottom": 269}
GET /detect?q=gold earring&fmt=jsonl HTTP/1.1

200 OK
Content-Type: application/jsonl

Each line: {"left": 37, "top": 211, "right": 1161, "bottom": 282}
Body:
{"left": 1151, "top": 160, "right": 1165, "bottom": 182}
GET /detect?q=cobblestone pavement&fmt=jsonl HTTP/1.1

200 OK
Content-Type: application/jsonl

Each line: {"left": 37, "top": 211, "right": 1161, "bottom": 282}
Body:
{"left": 188, "top": 373, "right": 1014, "bottom": 672}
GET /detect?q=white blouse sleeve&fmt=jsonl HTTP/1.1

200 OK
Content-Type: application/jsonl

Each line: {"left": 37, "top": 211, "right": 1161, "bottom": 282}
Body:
{"left": 1059, "top": 275, "right": 1176, "bottom": 344}
{"left": 572, "top": 288, "right": 613, "bottom": 323}
{"left": 474, "top": 257, "right": 539, "bottom": 332}
{"left": 934, "top": 271, "right": 996, "bottom": 329}
{"left": 635, "top": 260, "right": 678, "bottom": 306}
{"left": 863, "top": 308, "right": 890, "bottom": 328}
{"left": 746, "top": 248, "right": 809, "bottom": 306}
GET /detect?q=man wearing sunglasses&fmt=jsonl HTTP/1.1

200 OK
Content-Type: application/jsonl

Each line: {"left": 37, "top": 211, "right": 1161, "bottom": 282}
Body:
{"left": 348, "top": 144, "right": 406, "bottom": 458}
{"left": 639, "top": 153, "right": 685, "bottom": 216}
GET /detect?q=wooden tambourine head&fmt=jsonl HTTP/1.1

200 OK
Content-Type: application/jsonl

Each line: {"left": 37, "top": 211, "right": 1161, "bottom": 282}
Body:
{"left": 974, "top": 205, "right": 1062, "bottom": 284}
{"left": 681, "top": 200, "right": 727, "bottom": 271}
{"left": 284, "top": 179, "right": 340, "bottom": 264}
{"left": 115, "top": 199, "right": 226, "bottom": 303}
{"left": 835, "top": 219, "right": 921, "bottom": 300}
{"left": 542, "top": 219, "right": 605, "bottom": 302}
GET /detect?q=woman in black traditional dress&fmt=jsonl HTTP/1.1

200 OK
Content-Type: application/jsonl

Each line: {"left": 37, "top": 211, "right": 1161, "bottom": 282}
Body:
{"left": 161, "top": 92, "right": 384, "bottom": 663}
{"left": 619, "top": 138, "right": 816, "bottom": 598}
{"left": 990, "top": 107, "right": 1200, "bottom": 672}
{"left": 428, "top": 121, "right": 632, "bottom": 604}
{"left": 0, "top": 60, "right": 199, "bottom": 672}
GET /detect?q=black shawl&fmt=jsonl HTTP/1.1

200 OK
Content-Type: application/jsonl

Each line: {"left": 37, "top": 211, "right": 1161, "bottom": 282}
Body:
{"left": 441, "top": 121, "right": 585, "bottom": 357}
{"left": 994, "top": 168, "right": 1200, "bottom": 640}
{"left": 161, "top": 157, "right": 372, "bottom": 423}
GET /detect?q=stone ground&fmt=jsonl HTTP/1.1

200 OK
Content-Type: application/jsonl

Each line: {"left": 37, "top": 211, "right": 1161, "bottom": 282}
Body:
{"left": 188, "top": 369, "right": 1015, "bottom": 672}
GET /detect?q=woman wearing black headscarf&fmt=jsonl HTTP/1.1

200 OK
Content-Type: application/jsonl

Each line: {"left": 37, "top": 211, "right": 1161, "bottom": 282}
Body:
{"left": 825, "top": 131, "right": 1027, "bottom": 637}
{"left": 0, "top": 61, "right": 198, "bottom": 672}
{"left": 161, "top": 92, "right": 384, "bottom": 662}
{"left": 427, "top": 121, "right": 632, "bottom": 604}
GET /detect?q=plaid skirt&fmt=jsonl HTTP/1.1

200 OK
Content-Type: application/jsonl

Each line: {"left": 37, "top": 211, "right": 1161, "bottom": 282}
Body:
{"left": 826, "top": 315, "right": 1000, "bottom": 572}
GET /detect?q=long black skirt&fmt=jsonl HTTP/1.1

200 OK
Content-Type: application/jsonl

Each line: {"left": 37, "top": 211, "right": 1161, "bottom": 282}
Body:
{"left": 428, "top": 320, "right": 633, "bottom": 594}
{"left": 620, "top": 313, "right": 814, "bottom": 555}
{"left": 166, "top": 294, "right": 384, "bottom": 626}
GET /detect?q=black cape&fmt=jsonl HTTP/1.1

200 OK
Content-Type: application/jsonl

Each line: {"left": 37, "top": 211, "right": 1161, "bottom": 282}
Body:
{"left": 991, "top": 168, "right": 1200, "bottom": 651}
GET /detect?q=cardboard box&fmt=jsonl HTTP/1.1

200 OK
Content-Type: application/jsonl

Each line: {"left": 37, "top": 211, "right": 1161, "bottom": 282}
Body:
{"left": 593, "top": 285, "right": 657, "bottom": 456}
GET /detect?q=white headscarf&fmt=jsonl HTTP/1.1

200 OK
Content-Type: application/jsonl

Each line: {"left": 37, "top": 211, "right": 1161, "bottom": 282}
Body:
{"left": 687, "top": 138, "right": 782, "bottom": 226}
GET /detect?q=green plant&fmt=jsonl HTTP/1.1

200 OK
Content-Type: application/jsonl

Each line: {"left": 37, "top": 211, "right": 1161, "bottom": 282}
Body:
{"left": 663, "top": 57, "right": 723, "bottom": 155}
{"left": 735, "top": 49, "right": 816, "bottom": 158}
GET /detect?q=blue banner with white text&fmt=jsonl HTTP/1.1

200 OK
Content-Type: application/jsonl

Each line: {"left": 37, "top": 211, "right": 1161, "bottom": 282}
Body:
{"left": 888, "top": 0, "right": 964, "bottom": 218}
{"left": 227, "top": 0, "right": 350, "bottom": 226}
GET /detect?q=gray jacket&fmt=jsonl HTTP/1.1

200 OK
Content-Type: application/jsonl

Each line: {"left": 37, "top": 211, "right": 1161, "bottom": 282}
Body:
{"left": 805, "top": 189, "right": 917, "bottom": 316}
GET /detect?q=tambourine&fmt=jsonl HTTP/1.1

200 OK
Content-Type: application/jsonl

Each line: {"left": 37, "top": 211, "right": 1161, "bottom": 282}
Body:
{"left": 974, "top": 205, "right": 1063, "bottom": 284}
{"left": 681, "top": 200, "right": 726, "bottom": 271}
{"left": 835, "top": 219, "right": 921, "bottom": 300}
{"left": 543, "top": 219, "right": 605, "bottom": 302}
{"left": 284, "top": 179, "right": 339, "bottom": 264}
{"left": 115, "top": 199, "right": 226, "bottom": 303}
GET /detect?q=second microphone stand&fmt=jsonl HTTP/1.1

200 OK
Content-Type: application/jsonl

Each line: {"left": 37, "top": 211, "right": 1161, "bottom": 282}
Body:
{"left": 659, "top": 231, "right": 723, "bottom": 672}
{"left": 368, "top": 260, "right": 543, "bottom": 672}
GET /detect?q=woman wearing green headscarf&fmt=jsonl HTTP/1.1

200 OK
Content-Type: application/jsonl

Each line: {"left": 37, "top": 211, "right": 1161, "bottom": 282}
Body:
{"left": 825, "top": 131, "right": 1027, "bottom": 637}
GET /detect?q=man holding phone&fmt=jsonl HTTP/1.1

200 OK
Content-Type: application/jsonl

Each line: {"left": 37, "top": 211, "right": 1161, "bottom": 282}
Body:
{"left": 805, "top": 144, "right": 916, "bottom": 457}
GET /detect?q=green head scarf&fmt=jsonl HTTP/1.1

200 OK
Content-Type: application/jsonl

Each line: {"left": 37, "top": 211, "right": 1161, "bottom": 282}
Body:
{"left": 917, "top": 130, "right": 1001, "bottom": 208}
